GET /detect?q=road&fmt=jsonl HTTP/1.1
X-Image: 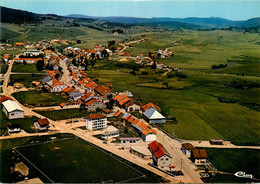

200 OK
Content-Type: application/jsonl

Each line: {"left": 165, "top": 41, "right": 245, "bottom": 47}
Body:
{"left": 156, "top": 130, "right": 203, "bottom": 183}
{"left": 59, "top": 58, "right": 70, "bottom": 86}
{"left": 187, "top": 140, "right": 260, "bottom": 149}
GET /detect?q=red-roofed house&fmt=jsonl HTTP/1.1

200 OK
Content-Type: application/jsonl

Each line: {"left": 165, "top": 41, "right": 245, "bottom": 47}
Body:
{"left": 142, "top": 102, "right": 161, "bottom": 112}
{"left": 34, "top": 118, "right": 50, "bottom": 130}
{"left": 148, "top": 141, "right": 172, "bottom": 168}
{"left": 50, "top": 81, "right": 67, "bottom": 92}
{"left": 94, "top": 85, "right": 110, "bottom": 97}
{"left": 84, "top": 98, "right": 105, "bottom": 111}
{"left": 124, "top": 101, "right": 140, "bottom": 112}
{"left": 85, "top": 113, "right": 107, "bottom": 130}
{"left": 84, "top": 81, "right": 98, "bottom": 92}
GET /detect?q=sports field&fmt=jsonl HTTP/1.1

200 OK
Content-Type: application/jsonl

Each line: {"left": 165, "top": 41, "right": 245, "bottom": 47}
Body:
{"left": 15, "top": 135, "right": 161, "bottom": 183}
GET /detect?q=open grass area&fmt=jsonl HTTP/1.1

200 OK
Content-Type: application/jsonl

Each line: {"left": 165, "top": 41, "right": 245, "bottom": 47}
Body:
{"left": 0, "top": 109, "right": 39, "bottom": 135}
{"left": 158, "top": 109, "right": 222, "bottom": 140}
{"left": 9, "top": 74, "right": 45, "bottom": 87}
{"left": 34, "top": 109, "right": 91, "bottom": 120}
{"left": 16, "top": 137, "right": 161, "bottom": 183}
{"left": 13, "top": 91, "right": 69, "bottom": 107}
{"left": 0, "top": 64, "right": 9, "bottom": 74}
{"left": 203, "top": 148, "right": 260, "bottom": 183}
{"left": 87, "top": 59, "right": 260, "bottom": 145}
{"left": 12, "top": 64, "right": 47, "bottom": 74}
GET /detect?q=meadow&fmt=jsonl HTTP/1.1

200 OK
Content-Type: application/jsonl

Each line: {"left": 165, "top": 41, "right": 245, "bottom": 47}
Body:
{"left": 9, "top": 74, "right": 45, "bottom": 87}
{"left": 34, "top": 109, "right": 91, "bottom": 120}
{"left": 13, "top": 91, "right": 69, "bottom": 107}
{"left": 12, "top": 63, "right": 47, "bottom": 74}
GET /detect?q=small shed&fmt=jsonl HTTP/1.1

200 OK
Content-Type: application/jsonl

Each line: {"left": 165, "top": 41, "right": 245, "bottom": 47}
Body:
{"left": 14, "top": 162, "right": 29, "bottom": 176}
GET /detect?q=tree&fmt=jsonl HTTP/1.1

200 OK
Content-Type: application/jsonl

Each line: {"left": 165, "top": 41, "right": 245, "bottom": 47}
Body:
{"left": 162, "top": 82, "right": 169, "bottom": 89}
{"left": 36, "top": 59, "right": 44, "bottom": 71}
{"left": 91, "top": 60, "right": 95, "bottom": 68}
{"left": 72, "top": 58, "right": 76, "bottom": 66}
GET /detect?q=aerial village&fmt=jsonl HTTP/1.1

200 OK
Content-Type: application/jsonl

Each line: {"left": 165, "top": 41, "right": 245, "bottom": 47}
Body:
{"left": 1, "top": 38, "right": 223, "bottom": 183}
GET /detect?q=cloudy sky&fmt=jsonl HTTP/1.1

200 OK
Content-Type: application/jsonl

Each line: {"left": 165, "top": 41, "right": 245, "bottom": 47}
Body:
{"left": 2, "top": 0, "right": 260, "bottom": 20}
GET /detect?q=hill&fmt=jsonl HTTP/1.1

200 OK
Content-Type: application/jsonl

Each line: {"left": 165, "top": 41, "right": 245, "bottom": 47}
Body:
{"left": 67, "top": 14, "right": 260, "bottom": 28}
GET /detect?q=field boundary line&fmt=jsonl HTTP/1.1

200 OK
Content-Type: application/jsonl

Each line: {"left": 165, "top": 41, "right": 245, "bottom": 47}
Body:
{"left": 14, "top": 148, "right": 54, "bottom": 183}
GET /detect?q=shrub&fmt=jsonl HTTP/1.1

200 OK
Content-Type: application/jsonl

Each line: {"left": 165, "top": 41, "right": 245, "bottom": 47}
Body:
{"left": 175, "top": 72, "right": 187, "bottom": 78}
{"left": 141, "top": 71, "right": 148, "bottom": 75}
{"left": 211, "top": 63, "right": 227, "bottom": 69}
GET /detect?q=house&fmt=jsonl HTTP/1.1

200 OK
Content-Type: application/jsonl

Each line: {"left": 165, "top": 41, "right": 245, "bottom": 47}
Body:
{"left": 143, "top": 108, "right": 166, "bottom": 124}
{"left": 181, "top": 143, "right": 196, "bottom": 157}
{"left": 94, "top": 85, "right": 110, "bottom": 98}
{"left": 34, "top": 118, "right": 50, "bottom": 130}
{"left": 41, "top": 75, "right": 53, "bottom": 84}
{"left": 130, "top": 146, "right": 152, "bottom": 160}
{"left": 84, "top": 98, "right": 105, "bottom": 111}
{"left": 142, "top": 102, "right": 161, "bottom": 112}
{"left": 7, "top": 124, "right": 21, "bottom": 133}
{"left": 101, "top": 126, "right": 119, "bottom": 139}
{"left": 124, "top": 101, "right": 140, "bottom": 112}
{"left": 51, "top": 81, "right": 67, "bottom": 92}
{"left": 85, "top": 113, "right": 107, "bottom": 130}
{"left": 2, "top": 100, "right": 24, "bottom": 119}
{"left": 69, "top": 90, "right": 83, "bottom": 101}
{"left": 191, "top": 149, "right": 208, "bottom": 165}
{"left": 123, "top": 114, "right": 157, "bottom": 142}
{"left": 14, "top": 162, "right": 29, "bottom": 177}
{"left": 141, "top": 128, "right": 157, "bottom": 142}
{"left": 113, "top": 110, "right": 122, "bottom": 118}
{"left": 119, "top": 137, "right": 141, "bottom": 144}
{"left": 61, "top": 87, "right": 74, "bottom": 96}
{"left": 84, "top": 81, "right": 98, "bottom": 92}
{"left": 80, "top": 92, "right": 93, "bottom": 102}
{"left": 148, "top": 141, "right": 172, "bottom": 168}
{"left": 102, "top": 108, "right": 114, "bottom": 117}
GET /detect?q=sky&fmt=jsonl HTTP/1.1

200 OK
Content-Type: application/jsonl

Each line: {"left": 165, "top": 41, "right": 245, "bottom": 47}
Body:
{"left": 1, "top": 0, "right": 260, "bottom": 20}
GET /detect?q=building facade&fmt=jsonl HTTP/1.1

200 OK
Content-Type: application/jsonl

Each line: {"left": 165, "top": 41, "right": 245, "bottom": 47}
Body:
{"left": 85, "top": 113, "right": 107, "bottom": 130}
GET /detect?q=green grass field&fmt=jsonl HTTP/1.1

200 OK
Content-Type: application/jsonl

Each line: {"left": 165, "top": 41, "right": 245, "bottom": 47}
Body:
{"left": 13, "top": 91, "right": 69, "bottom": 107}
{"left": 158, "top": 109, "right": 223, "bottom": 140}
{"left": 16, "top": 137, "right": 155, "bottom": 183}
{"left": 12, "top": 64, "right": 47, "bottom": 74}
{"left": 9, "top": 74, "right": 45, "bottom": 87}
{"left": 87, "top": 59, "right": 260, "bottom": 145}
{"left": 0, "top": 109, "right": 39, "bottom": 135}
{"left": 204, "top": 148, "right": 260, "bottom": 183}
{"left": 0, "top": 64, "right": 8, "bottom": 74}
{"left": 34, "top": 109, "right": 91, "bottom": 120}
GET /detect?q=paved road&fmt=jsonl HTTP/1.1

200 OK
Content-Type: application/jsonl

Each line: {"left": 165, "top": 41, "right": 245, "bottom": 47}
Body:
{"left": 187, "top": 140, "right": 260, "bottom": 150}
{"left": 59, "top": 58, "right": 70, "bottom": 86}
{"left": 156, "top": 130, "right": 203, "bottom": 183}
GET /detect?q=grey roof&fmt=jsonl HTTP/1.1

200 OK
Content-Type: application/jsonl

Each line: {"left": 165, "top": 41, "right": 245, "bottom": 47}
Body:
{"left": 2, "top": 100, "right": 24, "bottom": 113}
{"left": 143, "top": 108, "right": 165, "bottom": 120}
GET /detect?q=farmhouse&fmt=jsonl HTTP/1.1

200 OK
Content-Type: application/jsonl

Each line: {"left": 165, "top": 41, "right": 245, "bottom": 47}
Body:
{"left": 143, "top": 108, "right": 166, "bottom": 124}
{"left": 142, "top": 102, "right": 161, "bottom": 112}
{"left": 130, "top": 146, "right": 152, "bottom": 160}
{"left": 148, "top": 141, "right": 172, "bottom": 168}
{"left": 85, "top": 113, "right": 107, "bottom": 130}
{"left": 101, "top": 126, "right": 119, "bottom": 139}
{"left": 34, "top": 118, "right": 50, "bottom": 130}
{"left": 50, "top": 81, "right": 67, "bottom": 92}
{"left": 181, "top": 143, "right": 196, "bottom": 157}
{"left": 84, "top": 98, "right": 105, "bottom": 111}
{"left": 191, "top": 149, "right": 208, "bottom": 165}
{"left": 2, "top": 100, "right": 24, "bottom": 119}
{"left": 124, "top": 101, "right": 140, "bottom": 112}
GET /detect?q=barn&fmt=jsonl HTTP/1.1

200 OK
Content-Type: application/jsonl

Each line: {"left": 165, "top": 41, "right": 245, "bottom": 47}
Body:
{"left": 2, "top": 100, "right": 24, "bottom": 119}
